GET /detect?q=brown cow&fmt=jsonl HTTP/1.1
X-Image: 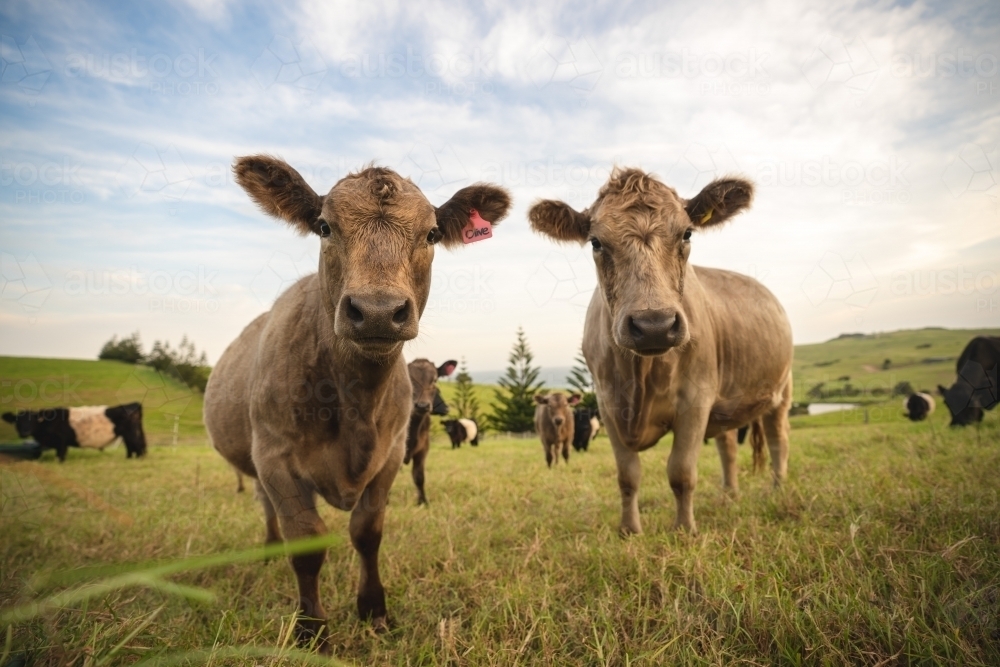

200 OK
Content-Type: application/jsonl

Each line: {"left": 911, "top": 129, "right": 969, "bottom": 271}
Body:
{"left": 529, "top": 168, "right": 792, "bottom": 535}
{"left": 204, "top": 156, "right": 509, "bottom": 650}
{"left": 404, "top": 358, "right": 456, "bottom": 505}
{"left": 534, "top": 392, "right": 581, "bottom": 467}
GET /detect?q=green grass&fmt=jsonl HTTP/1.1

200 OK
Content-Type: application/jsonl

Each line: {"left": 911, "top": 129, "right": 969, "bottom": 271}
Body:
{"left": 792, "top": 327, "right": 1000, "bottom": 404}
{"left": 2, "top": 409, "right": 999, "bottom": 665}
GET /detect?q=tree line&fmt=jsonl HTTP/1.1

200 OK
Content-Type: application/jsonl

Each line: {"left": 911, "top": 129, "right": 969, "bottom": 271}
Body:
{"left": 99, "top": 332, "right": 211, "bottom": 393}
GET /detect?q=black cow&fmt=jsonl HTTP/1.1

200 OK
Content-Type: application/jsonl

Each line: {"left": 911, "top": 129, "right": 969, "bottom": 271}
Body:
{"left": 2, "top": 403, "right": 147, "bottom": 461}
{"left": 571, "top": 408, "right": 601, "bottom": 452}
{"left": 904, "top": 392, "right": 936, "bottom": 421}
{"left": 937, "top": 336, "right": 1000, "bottom": 426}
{"left": 442, "top": 418, "right": 479, "bottom": 448}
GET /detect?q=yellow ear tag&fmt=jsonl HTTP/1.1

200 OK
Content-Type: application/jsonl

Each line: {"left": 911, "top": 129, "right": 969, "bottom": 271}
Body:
{"left": 700, "top": 209, "right": 713, "bottom": 224}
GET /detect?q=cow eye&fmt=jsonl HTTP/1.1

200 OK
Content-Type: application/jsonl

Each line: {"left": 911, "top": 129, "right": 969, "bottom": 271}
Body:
{"left": 427, "top": 228, "right": 443, "bottom": 245}
{"left": 319, "top": 221, "right": 331, "bottom": 237}
{"left": 683, "top": 229, "right": 692, "bottom": 241}
{"left": 590, "top": 237, "right": 602, "bottom": 251}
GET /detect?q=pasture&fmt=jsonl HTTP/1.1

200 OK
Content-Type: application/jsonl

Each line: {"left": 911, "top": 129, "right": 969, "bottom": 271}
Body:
{"left": 2, "top": 335, "right": 999, "bottom": 665}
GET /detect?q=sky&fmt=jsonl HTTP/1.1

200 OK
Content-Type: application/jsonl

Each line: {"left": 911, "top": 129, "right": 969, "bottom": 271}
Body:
{"left": 0, "top": 0, "right": 998, "bottom": 374}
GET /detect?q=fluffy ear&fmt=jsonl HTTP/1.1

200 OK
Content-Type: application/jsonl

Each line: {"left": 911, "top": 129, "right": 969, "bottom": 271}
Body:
{"left": 437, "top": 360, "right": 458, "bottom": 377}
{"left": 685, "top": 178, "right": 754, "bottom": 228}
{"left": 534, "top": 394, "right": 548, "bottom": 405}
{"left": 568, "top": 394, "right": 582, "bottom": 405}
{"left": 435, "top": 184, "right": 511, "bottom": 248}
{"left": 528, "top": 200, "right": 590, "bottom": 243}
{"left": 2, "top": 413, "right": 15, "bottom": 424}
{"left": 233, "top": 155, "right": 325, "bottom": 235}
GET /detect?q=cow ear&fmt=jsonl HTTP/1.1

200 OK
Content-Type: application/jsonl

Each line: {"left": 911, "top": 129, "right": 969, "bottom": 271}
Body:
{"left": 685, "top": 178, "right": 754, "bottom": 228}
{"left": 233, "top": 155, "right": 325, "bottom": 236}
{"left": 568, "top": 394, "right": 582, "bottom": 405}
{"left": 2, "top": 413, "right": 15, "bottom": 424}
{"left": 435, "top": 184, "right": 511, "bottom": 248}
{"left": 529, "top": 200, "right": 590, "bottom": 243}
{"left": 534, "top": 394, "right": 548, "bottom": 405}
{"left": 937, "top": 384, "right": 948, "bottom": 396}
{"left": 437, "top": 360, "right": 458, "bottom": 377}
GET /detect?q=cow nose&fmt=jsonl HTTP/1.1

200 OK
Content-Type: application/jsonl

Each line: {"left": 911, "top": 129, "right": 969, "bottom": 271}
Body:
{"left": 554, "top": 417, "right": 564, "bottom": 426}
{"left": 339, "top": 292, "right": 415, "bottom": 339}
{"left": 627, "top": 308, "right": 682, "bottom": 352}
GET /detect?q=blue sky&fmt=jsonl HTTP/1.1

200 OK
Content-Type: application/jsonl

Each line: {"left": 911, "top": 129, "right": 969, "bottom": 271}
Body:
{"left": 1, "top": 0, "right": 998, "bottom": 372}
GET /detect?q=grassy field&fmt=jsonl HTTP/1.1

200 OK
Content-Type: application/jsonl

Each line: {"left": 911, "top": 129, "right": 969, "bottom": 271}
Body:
{"left": 1, "top": 330, "right": 999, "bottom": 665}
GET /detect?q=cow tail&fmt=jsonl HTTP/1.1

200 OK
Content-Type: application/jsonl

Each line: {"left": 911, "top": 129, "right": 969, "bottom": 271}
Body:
{"left": 751, "top": 420, "right": 766, "bottom": 473}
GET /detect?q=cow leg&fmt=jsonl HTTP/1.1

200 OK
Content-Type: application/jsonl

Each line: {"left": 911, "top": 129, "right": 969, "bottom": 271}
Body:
{"left": 257, "top": 468, "right": 329, "bottom": 652}
{"left": 610, "top": 435, "right": 642, "bottom": 535}
{"left": 561, "top": 440, "right": 570, "bottom": 463}
{"left": 762, "top": 408, "right": 790, "bottom": 486}
{"left": 411, "top": 448, "right": 428, "bottom": 505}
{"left": 56, "top": 443, "right": 68, "bottom": 463}
{"left": 236, "top": 470, "right": 246, "bottom": 493}
{"left": 545, "top": 443, "right": 554, "bottom": 468}
{"left": 349, "top": 457, "right": 399, "bottom": 632}
{"left": 254, "top": 478, "right": 281, "bottom": 545}
{"left": 763, "top": 379, "right": 792, "bottom": 486}
{"left": 668, "top": 408, "right": 710, "bottom": 533}
{"left": 714, "top": 430, "right": 739, "bottom": 495}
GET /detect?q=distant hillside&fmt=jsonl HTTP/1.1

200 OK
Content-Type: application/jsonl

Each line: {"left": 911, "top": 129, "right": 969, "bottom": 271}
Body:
{"left": 792, "top": 327, "right": 999, "bottom": 403}
{"left": 0, "top": 357, "right": 205, "bottom": 445}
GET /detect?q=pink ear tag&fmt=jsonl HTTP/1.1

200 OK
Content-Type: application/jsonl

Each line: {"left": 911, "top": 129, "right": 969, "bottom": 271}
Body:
{"left": 462, "top": 208, "right": 493, "bottom": 244}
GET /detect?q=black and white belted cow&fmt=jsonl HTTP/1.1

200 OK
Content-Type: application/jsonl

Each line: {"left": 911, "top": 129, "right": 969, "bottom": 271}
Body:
{"left": 2, "top": 403, "right": 147, "bottom": 462}
{"left": 903, "top": 392, "right": 935, "bottom": 421}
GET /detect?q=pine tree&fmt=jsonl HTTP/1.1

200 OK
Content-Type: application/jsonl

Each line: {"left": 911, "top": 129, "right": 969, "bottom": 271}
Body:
{"left": 488, "top": 327, "right": 544, "bottom": 433}
{"left": 452, "top": 358, "right": 480, "bottom": 422}
{"left": 566, "top": 349, "right": 598, "bottom": 410}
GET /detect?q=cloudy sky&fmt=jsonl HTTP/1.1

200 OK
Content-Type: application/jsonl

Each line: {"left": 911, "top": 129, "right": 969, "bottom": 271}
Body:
{"left": 1, "top": 0, "right": 997, "bottom": 373}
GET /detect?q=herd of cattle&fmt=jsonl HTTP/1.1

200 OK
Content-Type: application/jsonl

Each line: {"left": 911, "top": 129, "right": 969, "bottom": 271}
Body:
{"left": 2, "top": 155, "right": 997, "bottom": 654}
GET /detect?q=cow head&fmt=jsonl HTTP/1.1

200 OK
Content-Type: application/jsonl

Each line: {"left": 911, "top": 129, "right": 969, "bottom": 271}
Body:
{"left": 535, "top": 392, "right": 581, "bottom": 429}
{"left": 407, "top": 359, "right": 457, "bottom": 416}
{"left": 2, "top": 410, "right": 38, "bottom": 438}
{"left": 937, "top": 383, "right": 985, "bottom": 426}
{"left": 529, "top": 168, "right": 753, "bottom": 355}
{"left": 234, "top": 156, "right": 510, "bottom": 362}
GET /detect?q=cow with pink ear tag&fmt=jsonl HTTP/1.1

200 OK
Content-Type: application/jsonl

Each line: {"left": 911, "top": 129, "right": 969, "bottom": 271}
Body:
{"left": 530, "top": 168, "right": 793, "bottom": 536}
{"left": 204, "top": 156, "right": 509, "bottom": 651}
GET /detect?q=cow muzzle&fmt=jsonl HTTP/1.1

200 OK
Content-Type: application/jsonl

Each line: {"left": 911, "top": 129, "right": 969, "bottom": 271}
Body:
{"left": 337, "top": 289, "right": 418, "bottom": 354}
{"left": 618, "top": 308, "right": 686, "bottom": 355}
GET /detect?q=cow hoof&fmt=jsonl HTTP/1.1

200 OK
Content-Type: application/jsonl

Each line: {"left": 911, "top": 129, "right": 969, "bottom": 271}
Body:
{"left": 618, "top": 525, "right": 642, "bottom": 538}
{"left": 294, "top": 617, "right": 329, "bottom": 653}
{"left": 371, "top": 615, "right": 390, "bottom": 634}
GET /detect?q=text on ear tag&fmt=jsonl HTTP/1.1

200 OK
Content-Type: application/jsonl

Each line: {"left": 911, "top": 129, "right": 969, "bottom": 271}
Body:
{"left": 462, "top": 208, "right": 493, "bottom": 244}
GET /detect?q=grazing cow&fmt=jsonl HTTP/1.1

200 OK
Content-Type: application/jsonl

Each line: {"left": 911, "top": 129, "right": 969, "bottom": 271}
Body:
{"left": 529, "top": 168, "right": 793, "bottom": 535}
{"left": 535, "top": 392, "right": 581, "bottom": 467}
{"left": 571, "top": 407, "right": 601, "bottom": 452}
{"left": 404, "top": 358, "right": 456, "bottom": 505}
{"left": 937, "top": 336, "right": 1000, "bottom": 426}
{"left": 203, "top": 156, "right": 509, "bottom": 649}
{"left": 442, "top": 418, "right": 479, "bottom": 447}
{"left": 2, "top": 403, "right": 147, "bottom": 462}
{"left": 903, "top": 392, "right": 936, "bottom": 421}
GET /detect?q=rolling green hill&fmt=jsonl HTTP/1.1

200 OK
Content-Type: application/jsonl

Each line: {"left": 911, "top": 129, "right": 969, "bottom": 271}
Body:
{"left": 792, "top": 327, "right": 999, "bottom": 404}
{"left": 0, "top": 357, "right": 204, "bottom": 446}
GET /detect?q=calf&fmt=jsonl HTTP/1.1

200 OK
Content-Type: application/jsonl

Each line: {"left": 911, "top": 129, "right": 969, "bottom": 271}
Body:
{"left": 3, "top": 403, "right": 147, "bottom": 462}
{"left": 530, "top": 168, "right": 793, "bottom": 534}
{"left": 571, "top": 407, "right": 601, "bottom": 452}
{"left": 404, "top": 358, "right": 456, "bottom": 505}
{"left": 535, "top": 392, "right": 580, "bottom": 466}
{"left": 442, "top": 418, "right": 479, "bottom": 447}
{"left": 903, "top": 392, "right": 935, "bottom": 421}
{"left": 203, "top": 155, "right": 508, "bottom": 650}
{"left": 937, "top": 336, "right": 999, "bottom": 426}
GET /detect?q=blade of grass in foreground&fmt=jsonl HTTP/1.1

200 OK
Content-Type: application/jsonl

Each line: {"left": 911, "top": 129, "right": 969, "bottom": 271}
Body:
{"left": 135, "top": 645, "right": 351, "bottom": 667}
{"left": 1, "top": 533, "right": 342, "bottom": 626}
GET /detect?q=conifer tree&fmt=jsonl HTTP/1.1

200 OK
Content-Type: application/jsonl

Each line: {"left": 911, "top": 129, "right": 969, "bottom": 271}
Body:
{"left": 488, "top": 327, "right": 544, "bottom": 433}
{"left": 452, "top": 358, "right": 480, "bottom": 422}
{"left": 566, "top": 349, "right": 598, "bottom": 410}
